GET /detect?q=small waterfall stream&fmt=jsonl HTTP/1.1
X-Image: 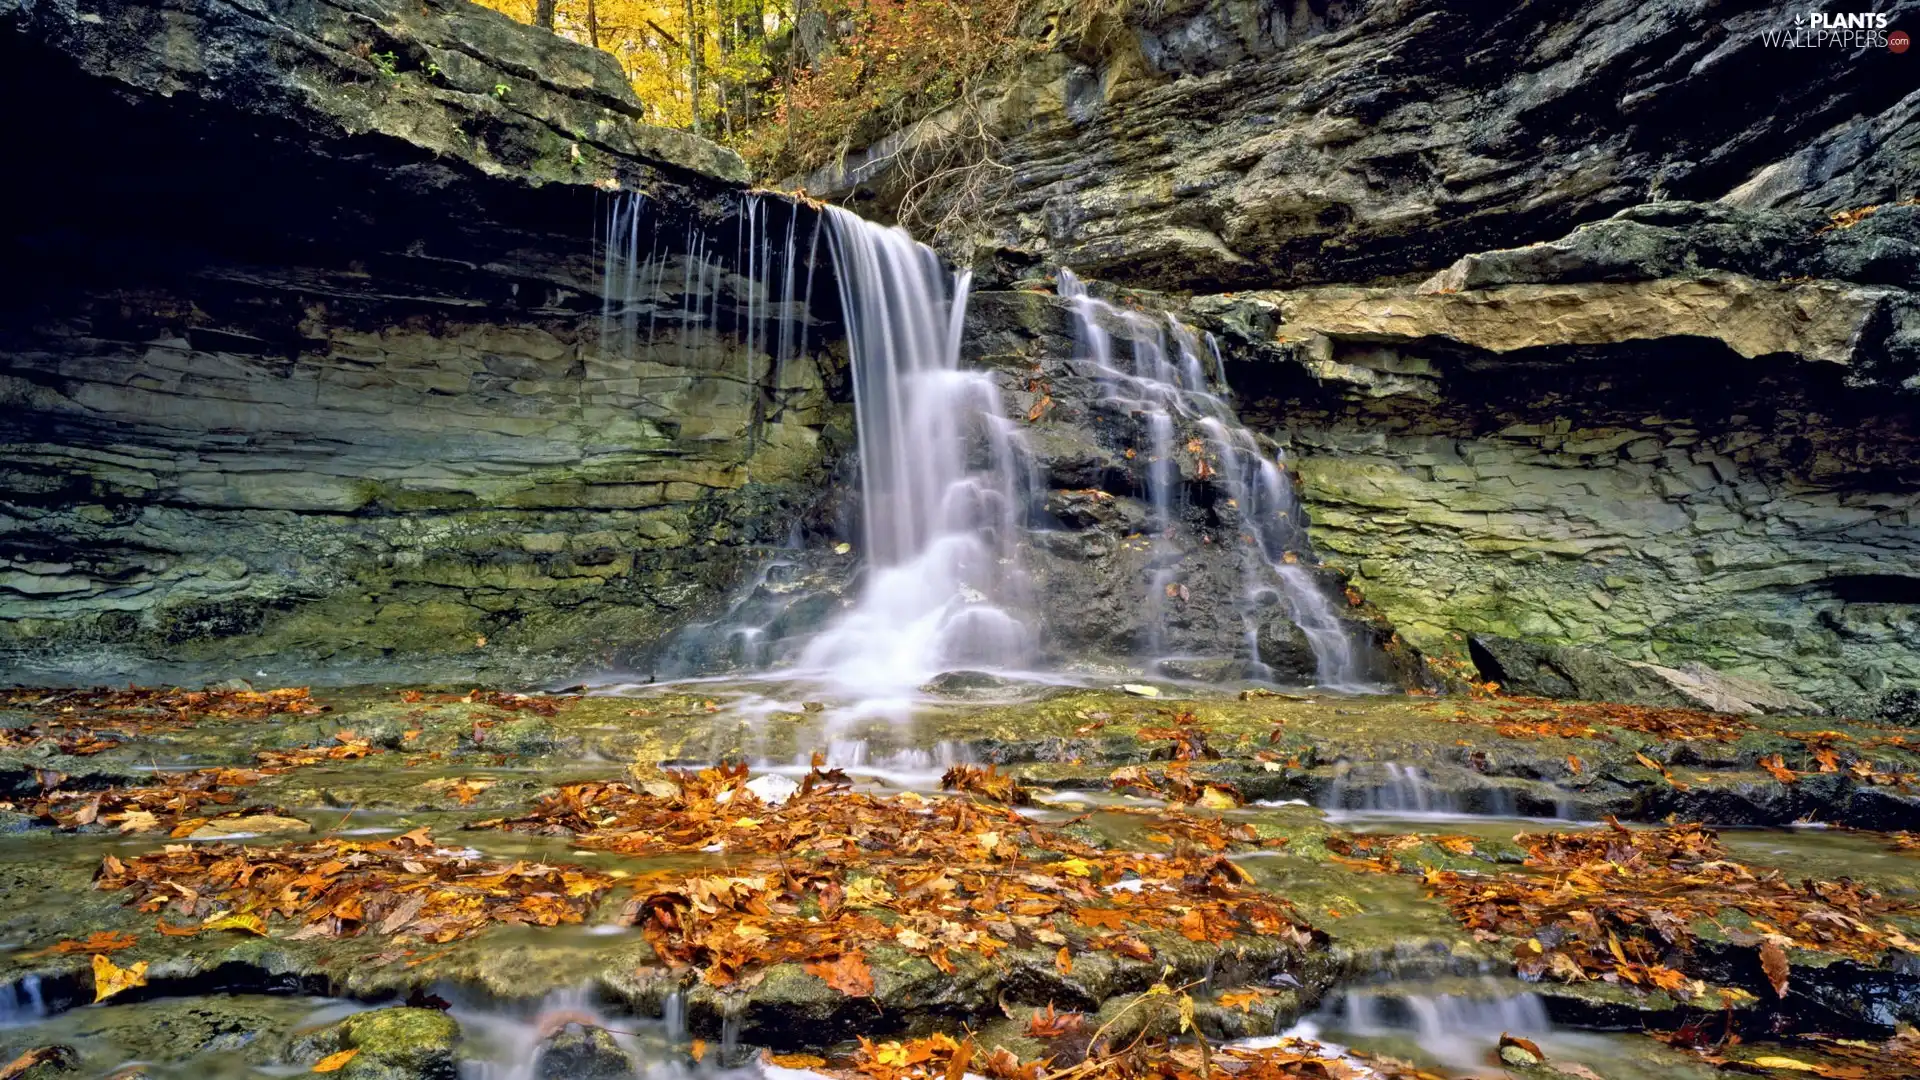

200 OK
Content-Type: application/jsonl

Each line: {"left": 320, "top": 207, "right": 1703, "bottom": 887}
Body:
{"left": 596, "top": 193, "right": 1374, "bottom": 698}
{"left": 1058, "top": 270, "right": 1362, "bottom": 687}
{"left": 795, "top": 208, "right": 1036, "bottom": 701}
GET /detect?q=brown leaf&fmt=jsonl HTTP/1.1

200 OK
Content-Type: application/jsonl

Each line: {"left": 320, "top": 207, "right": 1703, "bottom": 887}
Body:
{"left": 0, "top": 1047, "right": 74, "bottom": 1080}
{"left": 1761, "top": 940, "right": 1791, "bottom": 999}
{"left": 804, "top": 952, "right": 874, "bottom": 997}
{"left": 1499, "top": 1033, "right": 1544, "bottom": 1059}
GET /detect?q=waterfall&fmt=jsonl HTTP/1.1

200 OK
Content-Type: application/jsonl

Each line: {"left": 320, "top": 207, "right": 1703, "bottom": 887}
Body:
{"left": 1057, "top": 270, "right": 1362, "bottom": 688}
{"left": 795, "top": 208, "right": 1035, "bottom": 698}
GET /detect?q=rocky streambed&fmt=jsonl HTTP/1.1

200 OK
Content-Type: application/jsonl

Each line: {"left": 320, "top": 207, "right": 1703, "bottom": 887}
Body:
{"left": 2, "top": 680, "right": 1917, "bottom": 1080}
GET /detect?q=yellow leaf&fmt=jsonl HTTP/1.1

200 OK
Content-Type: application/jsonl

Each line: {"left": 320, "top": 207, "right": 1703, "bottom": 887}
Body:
{"left": 202, "top": 911, "right": 268, "bottom": 936}
{"left": 313, "top": 1048, "right": 360, "bottom": 1073}
{"left": 1751, "top": 1056, "right": 1821, "bottom": 1073}
{"left": 91, "top": 953, "right": 148, "bottom": 1002}
{"left": 116, "top": 809, "right": 162, "bottom": 833}
{"left": 1052, "top": 858, "right": 1094, "bottom": 878}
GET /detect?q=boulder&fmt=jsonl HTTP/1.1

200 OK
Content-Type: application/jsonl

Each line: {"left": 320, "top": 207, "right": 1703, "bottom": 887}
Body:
{"left": 1469, "top": 636, "right": 1822, "bottom": 716}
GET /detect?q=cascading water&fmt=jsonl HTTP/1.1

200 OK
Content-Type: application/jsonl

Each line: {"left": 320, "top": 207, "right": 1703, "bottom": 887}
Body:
{"left": 794, "top": 208, "right": 1035, "bottom": 700}
{"left": 1057, "top": 270, "right": 1363, "bottom": 688}
{"left": 1281, "top": 984, "right": 1554, "bottom": 1074}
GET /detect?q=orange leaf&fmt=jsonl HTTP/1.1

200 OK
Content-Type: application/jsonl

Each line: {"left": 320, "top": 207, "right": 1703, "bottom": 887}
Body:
{"left": 1055, "top": 946, "right": 1072, "bottom": 976}
{"left": 804, "top": 952, "right": 874, "bottom": 997}
{"left": 313, "top": 1048, "right": 359, "bottom": 1073}
{"left": 1566, "top": 754, "right": 1583, "bottom": 775}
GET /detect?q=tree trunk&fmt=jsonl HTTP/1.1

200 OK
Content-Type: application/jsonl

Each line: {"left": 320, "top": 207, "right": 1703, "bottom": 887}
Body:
{"left": 685, "top": 0, "right": 703, "bottom": 135}
{"left": 586, "top": 0, "right": 599, "bottom": 47}
{"left": 535, "top": 0, "right": 555, "bottom": 31}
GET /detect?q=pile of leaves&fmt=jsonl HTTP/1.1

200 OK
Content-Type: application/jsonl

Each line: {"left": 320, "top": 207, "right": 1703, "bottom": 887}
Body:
{"left": 478, "top": 764, "right": 1318, "bottom": 989}
{"left": 0, "top": 686, "right": 326, "bottom": 759}
{"left": 1338, "top": 820, "right": 1920, "bottom": 1001}
{"left": 1429, "top": 696, "right": 1748, "bottom": 742}
{"left": 0, "top": 724, "right": 119, "bottom": 756}
{"left": 1777, "top": 729, "right": 1920, "bottom": 793}
{"left": 799, "top": 1024, "right": 1435, "bottom": 1080}
{"left": 941, "top": 764, "right": 1031, "bottom": 806}
{"left": 4, "top": 731, "right": 383, "bottom": 833}
{"left": 4, "top": 767, "right": 286, "bottom": 833}
{"left": 96, "top": 827, "right": 614, "bottom": 944}
{"left": 2, "top": 685, "right": 324, "bottom": 727}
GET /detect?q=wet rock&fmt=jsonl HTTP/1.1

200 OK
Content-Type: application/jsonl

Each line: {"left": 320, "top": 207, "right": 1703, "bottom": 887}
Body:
{"left": 1875, "top": 687, "right": 1920, "bottom": 727}
{"left": 0, "top": 1045, "right": 76, "bottom": 1078}
{"left": 534, "top": 1023, "right": 635, "bottom": 1080}
{"left": 184, "top": 814, "right": 313, "bottom": 841}
{"left": 1153, "top": 658, "right": 1246, "bottom": 683}
{"left": 1468, "top": 637, "right": 1821, "bottom": 716}
{"left": 922, "top": 670, "right": 1015, "bottom": 694}
{"left": 290, "top": 1007, "right": 461, "bottom": 1080}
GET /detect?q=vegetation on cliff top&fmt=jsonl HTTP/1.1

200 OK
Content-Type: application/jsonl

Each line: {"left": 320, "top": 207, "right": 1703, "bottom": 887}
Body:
{"left": 470, "top": 0, "right": 1037, "bottom": 181}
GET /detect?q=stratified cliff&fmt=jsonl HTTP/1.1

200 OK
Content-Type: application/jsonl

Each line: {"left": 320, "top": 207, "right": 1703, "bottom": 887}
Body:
{"left": 814, "top": 0, "right": 1920, "bottom": 709}
{"left": 0, "top": 0, "right": 849, "bottom": 683}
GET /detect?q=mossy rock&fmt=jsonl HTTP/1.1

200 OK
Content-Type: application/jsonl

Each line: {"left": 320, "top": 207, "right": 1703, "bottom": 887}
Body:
{"left": 289, "top": 1007, "right": 461, "bottom": 1080}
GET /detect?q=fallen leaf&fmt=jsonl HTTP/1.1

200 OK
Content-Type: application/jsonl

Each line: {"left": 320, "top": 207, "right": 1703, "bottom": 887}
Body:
{"left": 202, "top": 911, "right": 269, "bottom": 936}
{"left": 312, "top": 1048, "right": 359, "bottom": 1073}
{"left": 0, "top": 1048, "right": 74, "bottom": 1080}
{"left": 91, "top": 953, "right": 148, "bottom": 1002}
{"left": 1761, "top": 940, "right": 1791, "bottom": 998}
{"left": 805, "top": 952, "right": 874, "bottom": 997}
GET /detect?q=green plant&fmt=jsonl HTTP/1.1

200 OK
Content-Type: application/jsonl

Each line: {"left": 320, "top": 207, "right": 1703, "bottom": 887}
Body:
{"left": 425, "top": 60, "right": 442, "bottom": 79}
{"left": 371, "top": 50, "right": 399, "bottom": 79}
{"left": 492, "top": 82, "right": 511, "bottom": 99}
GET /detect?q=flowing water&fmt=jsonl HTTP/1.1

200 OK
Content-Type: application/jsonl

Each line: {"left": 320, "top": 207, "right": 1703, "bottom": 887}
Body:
{"left": 601, "top": 194, "right": 1378, "bottom": 705}
{"left": 1056, "top": 271, "right": 1365, "bottom": 688}
{"left": 794, "top": 208, "right": 1036, "bottom": 703}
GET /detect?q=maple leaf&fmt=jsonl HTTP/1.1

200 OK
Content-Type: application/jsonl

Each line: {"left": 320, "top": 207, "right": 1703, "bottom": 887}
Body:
{"left": 28, "top": 930, "right": 137, "bottom": 957}
{"left": 1026, "top": 1003, "right": 1085, "bottom": 1038}
{"left": 1758, "top": 754, "right": 1798, "bottom": 784}
{"left": 1216, "top": 988, "right": 1273, "bottom": 1012}
{"left": 805, "top": 952, "right": 875, "bottom": 997}
{"left": 91, "top": 953, "right": 148, "bottom": 1002}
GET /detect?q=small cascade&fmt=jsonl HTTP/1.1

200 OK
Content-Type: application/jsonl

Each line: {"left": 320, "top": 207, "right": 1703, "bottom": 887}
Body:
{"left": 0, "top": 975, "right": 46, "bottom": 1024}
{"left": 796, "top": 208, "right": 1036, "bottom": 700}
{"left": 1057, "top": 270, "right": 1364, "bottom": 687}
{"left": 1321, "top": 761, "right": 1527, "bottom": 820}
{"left": 1323, "top": 761, "right": 1447, "bottom": 815}
{"left": 1288, "top": 985, "right": 1553, "bottom": 1073}
{"left": 456, "top": 987, "right": 641, "bottom": 1080}
{"left": 761, "top": 737, "right": 968, "bottom": 789}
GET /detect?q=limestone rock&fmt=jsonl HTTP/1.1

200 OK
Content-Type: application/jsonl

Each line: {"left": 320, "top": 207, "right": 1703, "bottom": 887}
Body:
{"left": 807, "top": 0, "right": 1920, "bottom": 292}
{"left": 1469, "top": 637, "right": 1821, "bottom": 716}
{"left": 1275, "top": 275, "right": 1897, "bottom": 370}
{"left": 534, "top": 1024, "right": 635, "bottom": 1080}
{"left": 289, "top": 1007, "right": 461, "bottom": 1080}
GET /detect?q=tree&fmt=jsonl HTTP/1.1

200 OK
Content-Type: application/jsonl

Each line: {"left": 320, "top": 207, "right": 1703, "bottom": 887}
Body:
{"left": 535, "top": 0, "right": 555, "bottom": 30}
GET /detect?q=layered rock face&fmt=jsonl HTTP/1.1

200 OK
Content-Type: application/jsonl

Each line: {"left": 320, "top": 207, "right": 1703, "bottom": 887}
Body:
{"left": 818, "top": 0, "right": 1919, "bottom": 292}
{"left": 812, "top": 0, "right": 1920, "bottom": 707}
{"left": 0, "top": 0, "right": 849, "bottom": 683}
{"left": 1204, "top": 203, "right": 1920, "bottom": 707}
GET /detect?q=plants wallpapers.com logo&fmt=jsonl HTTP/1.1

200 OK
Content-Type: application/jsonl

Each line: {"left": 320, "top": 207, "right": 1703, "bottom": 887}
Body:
{"left": 1760, "top": 8, "right": 1907, "bottom": 48}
